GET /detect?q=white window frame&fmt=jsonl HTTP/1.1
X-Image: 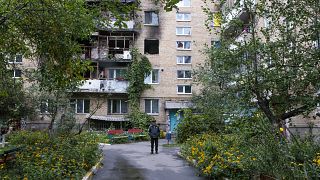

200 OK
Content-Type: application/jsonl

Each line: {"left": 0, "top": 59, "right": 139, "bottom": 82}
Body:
{"left": 144, "top": 69, "right": 160, "bottom": 84}
{"left": 176, "top": 0, "right": 191, "bottom": 7}
{"left": 176, "top": 27, "right": 191, "bottom": 36}
{"left": 108, "top": 68, "right": 127, "bottom": 80}
{"left": 144, "top": 99, "right": 159, "bottom": 115}
{"left": 144, "top": 11, "right": 159, "bottom": 26}
{"left": 12, "top": 69, "right": 22, "bottom": 78}
{"left": 40, "top": 100, "right": 52, "bottom": 114}
{"left": 176, "top": 56, "right": 192, "bottom": 64}
{"left": 177, "top": 70, "right": 192, "bottom": 79}
{"left": 176, "top": 12, "right": 191, "bottom": 22}
{"left": 70, "top": 99, "right": 90, "bottom": 114}
{"left": 177, "top": 85, "right": 192, "bottom": 94}
{"left": 8, "top": 54, "right": 23, "bottom": 64}
{"left": 176, "top": 41, "right": 191, "bottom": 50}
{"left": 108, "top": 99, "right": 128, "bottom": 114}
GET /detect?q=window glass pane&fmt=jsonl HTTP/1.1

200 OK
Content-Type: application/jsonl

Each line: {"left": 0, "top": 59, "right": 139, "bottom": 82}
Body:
{"left": 176, "top": 28, "right": 183, "bottom": 35}
{"left": 177, "top": 85, "right": 183, "bottom": 92}
{"left": 14, "top": 69, "right": 22, "bottom": 77}
{"left": 176, "top": 13, "right": 183, "bottom": 20}
{"left": 121, "top": 100, "right": 128, "bottom": 113}
{"left": 184, "top": 0, "right": 191, "bottom": 6}
{"left": 177, "top": 56, "right": 183, "bottom": 63}
{"left": 84, "top": 99, "right": 90, "bottom": 113}
{"left": 185, "top": 56, "right": 191, "bottom": 63}
{"left": 113, "top": 100, "right": 120, "bottom": 113}
{"left": 185, "top": 71, "right": 192, "bottom": 78}
{"left": 145, "top": 100, "right": 151, "bottom": 113}
{"left": 70, "top": 99, "right": 76, "bottom": 113}
{"left": 109, "top": 69, "right": 115, "bottom": 79}
{"left": 151, "top": 12, "right": 159, "bottom": 25}
{"left": 185, "top": 86, "right": 192, "bottom": 93}
{"left": 184, "top": 28, "right": 191, "bottom": 35}
{"left": 177, "top": 70, "right": 184, "bottom": 78}
{"left": 184, "top": 13, "right": 191, "bottom": 20}
{"left": 108, "top": 100, "right": 111, "bottom": 113}
{"left": 184, "top": 41, "right": 191, "bottom": 49}
{"left": 152, "top": 100, "right": 159, "bottom": 113}
{"left": 177, "top": 41, "right": 183, "bottom": 48}
{"left": 152, "top": 69, "right": 159, "bottom": 83}
{"left": 16, "top": 55, "right": 22, "bottom": 62}
{"left": 77, "top": 100, "right": 83, "bottom": 113}
{"left": 144, "top": 73, "right": 151, "bottom": 84}
{"left": 40, "top": 101, "right": 48, "bottom": 113}
{"left": 145, "top": 12, "right": 151, "bottom": 24}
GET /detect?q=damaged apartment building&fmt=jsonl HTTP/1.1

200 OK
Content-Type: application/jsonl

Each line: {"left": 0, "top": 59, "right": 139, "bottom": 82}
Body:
{"left": 70, "top": 0, "right": 219, "bottom": 131}
{"left": 20, "top": 0, "right": 219, "bottom": 131}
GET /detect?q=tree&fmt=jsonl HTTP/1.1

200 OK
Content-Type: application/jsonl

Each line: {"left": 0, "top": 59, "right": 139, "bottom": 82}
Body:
{"left": 196, "top": 0, "right": 320, "bottom": 129}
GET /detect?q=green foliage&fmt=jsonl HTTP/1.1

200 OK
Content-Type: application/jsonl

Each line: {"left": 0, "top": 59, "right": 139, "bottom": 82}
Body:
{"left": 126, "top": 49, "right": 153, "bottom": 129}
{"left": 2, "top": 131, "right": 102, "bottom": 179}
{"left": 175, "top": 109, "right": 222, "bottom": 143}
{"left": 196, "top": 0, "right": 320, "bottom": 126}
{"left": 181, "top": 117, "right": 320, "bottom": 179}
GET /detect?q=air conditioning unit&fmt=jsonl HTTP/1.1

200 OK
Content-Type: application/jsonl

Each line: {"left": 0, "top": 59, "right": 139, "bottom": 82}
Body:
{"left": 123, "top": 51, "right": 132, "bottom": 60}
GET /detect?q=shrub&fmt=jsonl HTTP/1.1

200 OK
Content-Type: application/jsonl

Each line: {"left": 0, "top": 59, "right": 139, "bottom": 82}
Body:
{"left": 1, "top": 131, "right": 102, "bottom": 179}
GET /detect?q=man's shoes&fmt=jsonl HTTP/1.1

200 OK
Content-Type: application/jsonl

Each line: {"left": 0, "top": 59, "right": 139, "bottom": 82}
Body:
{"left": 156, "top": 151, "right": 158, "bottom": 154}
{"left": 151, "top": 151, "right": 153, "bottom": 154}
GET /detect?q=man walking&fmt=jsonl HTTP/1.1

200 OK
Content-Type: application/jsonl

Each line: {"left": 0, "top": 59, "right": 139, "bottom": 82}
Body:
{"left": 148, "top": 120, "right": 160, "bottom": 154}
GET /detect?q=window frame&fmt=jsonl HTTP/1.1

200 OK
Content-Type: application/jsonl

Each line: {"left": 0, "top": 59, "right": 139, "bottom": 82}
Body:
{"left": 12, "top": 69, "right": 22, "bottom": 78}
{"left": 144, "top": 69, "right": 160, "bottom": 84}
{"left": 108, "top": 99, "right": 128, "bottom": 114}
{"left": 176, "top": 0, "right": 191, "bottom": 7}
{"left": 177, "top": 70, "right": 192, "bottom": 79}
{"left": 176, "top": 12, "right": 191, "bottom": 22}
{"left": 8, "top": 54, "right": 23, "bottom": 64}
{"left": 144, "top": 11, "right": 159, "bottom": 26}
{"left": 144, "top": 99, "right": 159, "bottom": 115}
{"left": 108, "top": 68, "right": 127, "bottom": 80}
{"left": 177, "top": 85, "right": 192, "bottom": 94}
{"left": 144, "top": 39, "right": 159, "bottom": 54}
{"left": 176, "top": 41, "right": 191, "bottom": 50}
{"left": 176, "top": 56, "right": 192, "bottom": 64}
{"left": 70, "top": 99, "right": 90, "bottom": 114}
{"left": 176, "top": 27, "right": 191, "bottom": 36}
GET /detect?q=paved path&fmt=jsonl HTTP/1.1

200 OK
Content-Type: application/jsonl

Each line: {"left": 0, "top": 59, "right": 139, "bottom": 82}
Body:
{"left": 93, "top": 139, "right": 207, "bottom": 180}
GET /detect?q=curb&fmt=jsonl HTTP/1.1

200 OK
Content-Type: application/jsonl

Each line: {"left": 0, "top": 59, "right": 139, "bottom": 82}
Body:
{"left": 82, "top": 157, "right": 104, "bottom": 180}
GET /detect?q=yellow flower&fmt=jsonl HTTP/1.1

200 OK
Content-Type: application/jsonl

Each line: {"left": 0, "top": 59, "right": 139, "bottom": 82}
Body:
{"left": 280, "top": 127, "right": 284, "bottom": 133}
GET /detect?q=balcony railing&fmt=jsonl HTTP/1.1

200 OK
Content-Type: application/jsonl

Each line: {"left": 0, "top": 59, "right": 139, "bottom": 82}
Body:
{"left": 77, "top": 79, "right": 129, "bottom": 93}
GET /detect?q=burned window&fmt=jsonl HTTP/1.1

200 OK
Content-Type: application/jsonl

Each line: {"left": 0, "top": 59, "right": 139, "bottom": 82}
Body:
{"left": 144, "top": 39, "right": 159, "bottom": 54}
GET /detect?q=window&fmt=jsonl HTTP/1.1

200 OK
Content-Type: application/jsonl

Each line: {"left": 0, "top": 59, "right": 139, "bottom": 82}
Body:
{"left": 211, "top": 41, "right": 221, "bottom": 48}
{"left": 145, "top": 69, "right": 159, "bottom": 84}
{"left": 144, "top": 39, "right": 159, "bottom": 54}
{"left": 70, "top": 99, "right": 90, "bottom": 114}
{"left": 108, "top": 69, "right": 127, "bottom": 80}
{"left": 177, "top": 70, "right": 192, "bottom": 79}
{"left": 108, "top": 99, "right": 128, "bottom": 114}
{"left": 176, "top": 41, "right": 191, "bottom": 50}
{"left": 177, "top": 85, "right": 192, "bottom": 94}
{"left": 176, "top": 13, "right": 191, "bottom": 21}
{"left": 40, "top": 100, "right": 53, "bottom": 114}
{"left": 12, "top": 69, "right": 22, "bottom": 78}
{"left": 145, "top": 99, "right": 159, "bottom": 114}
{"left": 8, "top": 54, "right": 22, "bottom": 63}
{"left": 144, "top": 11, "right": 159, "bottom": 25}
{"left": 177, "top": 0, "right": 191, "bottom": 7}
{"left": 176, "top": 27, "right": 191, "bottom": 35}
{"left": 177, "top": 56, "right": 191, "bottom": 64}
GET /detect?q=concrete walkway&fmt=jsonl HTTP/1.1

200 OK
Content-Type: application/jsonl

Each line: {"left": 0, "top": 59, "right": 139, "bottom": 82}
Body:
{"left": 93, "top": 139, "right": 207, "bottom": 180}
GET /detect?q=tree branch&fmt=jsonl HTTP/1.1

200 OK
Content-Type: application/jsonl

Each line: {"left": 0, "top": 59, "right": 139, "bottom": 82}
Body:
{"left": 280, "top": 105, "right": 309, "bottom": 120}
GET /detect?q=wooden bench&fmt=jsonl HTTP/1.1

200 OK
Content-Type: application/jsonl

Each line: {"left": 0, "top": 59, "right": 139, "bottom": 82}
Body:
{"left": 107, "top": 129, "right": 127, "bottom": 143}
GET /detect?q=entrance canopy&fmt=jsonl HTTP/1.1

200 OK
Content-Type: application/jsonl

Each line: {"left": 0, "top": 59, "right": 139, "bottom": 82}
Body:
{"left": 88, "top": 115, "right": 129, "bottom": 122}
{"left": 165, "top": 101, "right": 193, "bottom": 109}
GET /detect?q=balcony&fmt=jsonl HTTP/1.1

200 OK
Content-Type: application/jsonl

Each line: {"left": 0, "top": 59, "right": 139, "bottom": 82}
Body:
{"left": 221, "top": 0, "right": 255, "bottom": 36}
{"left": 77, "top": 79, "right": 129, "bottom": 93}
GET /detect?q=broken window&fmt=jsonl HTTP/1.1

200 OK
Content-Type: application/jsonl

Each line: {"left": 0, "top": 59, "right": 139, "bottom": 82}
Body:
{"left": 144, "top": 39, "right": 159, "bottom": 54}
{"left": 144, "top": 11, "right": 159, "bottom": 25}
{"left": 144, "top": 69, "right": 159, "bottom": 84}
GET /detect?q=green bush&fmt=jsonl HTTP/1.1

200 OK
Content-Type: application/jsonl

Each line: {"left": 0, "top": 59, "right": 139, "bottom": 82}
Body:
{"left": 1, "top": 131, "right": 102, "bottom": 179}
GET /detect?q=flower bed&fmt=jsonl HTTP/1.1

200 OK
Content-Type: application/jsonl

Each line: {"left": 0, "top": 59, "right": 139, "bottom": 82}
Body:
{"left": 0, "top": 131, "right": 102, "bottom": 179}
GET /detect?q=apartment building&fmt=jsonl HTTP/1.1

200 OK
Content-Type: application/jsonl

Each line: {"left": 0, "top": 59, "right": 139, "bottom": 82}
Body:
{"left": 72, "top": 0, "right": 219, "bottom": 131}
{"left": 12, "top": 0, "right": 219, "bottom": 131}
